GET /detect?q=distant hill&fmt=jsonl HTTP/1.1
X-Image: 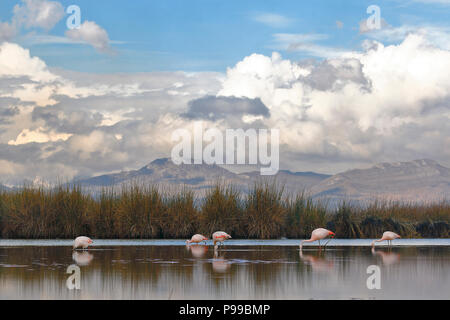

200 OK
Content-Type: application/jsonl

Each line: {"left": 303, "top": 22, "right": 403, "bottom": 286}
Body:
{"left": 310, "top": 159, "right": 450, "bottom": 204}
{"left": 238, "top": 170, "right": 331, "bottom": 195}
{"left": 73, "top": 158, "right": 450, "bottom": 204}
{"left": 76, "top": 158, "right": 331, "bottom": 195}
{"left": 0, "top": 184, "right": 10, "bottom": 191}
{"left": 78, "top": 158, "right": 239, "bottom": 189}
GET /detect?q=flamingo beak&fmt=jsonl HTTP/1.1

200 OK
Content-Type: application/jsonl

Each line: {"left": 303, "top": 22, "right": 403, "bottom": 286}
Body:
{"left": 330, "top": 232, "right": 335, "bottom": 238}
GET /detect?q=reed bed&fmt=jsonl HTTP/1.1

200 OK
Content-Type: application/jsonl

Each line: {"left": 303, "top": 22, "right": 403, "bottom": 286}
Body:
{"left": 0, "top": 182, "right": 448, "bottom": 239}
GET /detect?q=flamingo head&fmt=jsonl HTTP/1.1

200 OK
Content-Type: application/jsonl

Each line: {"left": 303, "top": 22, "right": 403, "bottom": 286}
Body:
{"left": 88, "top": 238, "right": 93, "bottom": 244}
{"left": 203, "top": 237, "right": 208, "bottom": 241}
{"left": 227, "top": 235, "right": 232, "bottom": 239}
{"left": 329, "top": 231, "right": 335, "bottom": 238}
{"left": 396, "top": 234, "right": 401, "bottom": 239}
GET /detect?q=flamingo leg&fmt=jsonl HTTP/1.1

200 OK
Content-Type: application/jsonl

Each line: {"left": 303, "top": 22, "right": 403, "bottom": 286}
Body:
{"left": 323, "top": 237, "right": 332, "bottom": 249}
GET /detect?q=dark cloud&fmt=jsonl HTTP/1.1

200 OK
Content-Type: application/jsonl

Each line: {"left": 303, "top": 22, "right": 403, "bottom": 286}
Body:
{"left": 302, "top": 58, "right": 371, "bottom": 91}
{"left": 0, "top": 76, "right": 36, "bottom": 94}
{"left": 184, "top": 96, "right": 270, "bottom": 121}
{"left": 0, "top": 98, "right": 22, "bottom": 126}
{"left": 31, "top": 102, "right": 103, "bottom": 134}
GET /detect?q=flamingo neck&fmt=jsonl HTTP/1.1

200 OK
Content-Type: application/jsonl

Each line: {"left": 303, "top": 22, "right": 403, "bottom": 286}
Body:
{"left": 372, "top": 239, "right": 383, "bottom": 247}
{"left": 300, "top": 239, "right": 310, "bottom": 249}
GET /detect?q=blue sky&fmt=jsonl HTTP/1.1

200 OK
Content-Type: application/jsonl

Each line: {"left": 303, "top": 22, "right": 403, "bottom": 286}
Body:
{"left": 1, "top": 0, "right": 449, "bottom": 72}
{"left": 1, "top": 0, "right": 450, "bottom": 183}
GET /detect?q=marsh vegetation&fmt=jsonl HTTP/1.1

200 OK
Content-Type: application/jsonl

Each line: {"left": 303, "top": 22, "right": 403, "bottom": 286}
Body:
{"left": 0, "top": 183, "right": 448, "bottom": 239}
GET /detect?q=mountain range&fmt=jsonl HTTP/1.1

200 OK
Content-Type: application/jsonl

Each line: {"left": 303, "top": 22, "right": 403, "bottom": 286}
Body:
{"left": 75, "top": 158, "right": 450, "bottom": 205}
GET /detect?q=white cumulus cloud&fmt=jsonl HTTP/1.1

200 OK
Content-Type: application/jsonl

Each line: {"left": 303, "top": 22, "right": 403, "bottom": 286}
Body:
{"left": 218, "top": 34, "right": 450, "bottom": 171}
{"left": 65, "top": 21, "right": 113, "bottom": 53}
{"left": 13, "top": 0, "right": 65, "bottom": 31}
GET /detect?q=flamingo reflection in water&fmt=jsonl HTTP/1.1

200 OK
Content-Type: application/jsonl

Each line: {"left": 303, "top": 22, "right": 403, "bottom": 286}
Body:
{"left": 299, "top": 250, "right": 334, "bottom": 273}
{"left": 371, "top": 247, "right": 400, "bottom": 266}
{"left": 186, "top": 244, "right": 209, "bottom": 258}
{"left": 72, "top": 251, "right": 94, "bottom": 266}
{"left": 212, "top": 250, "right": 231, "bottom": 273}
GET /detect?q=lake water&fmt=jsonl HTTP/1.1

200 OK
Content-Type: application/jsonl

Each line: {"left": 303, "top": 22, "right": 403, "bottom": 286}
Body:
{"left": 0, "top": 239, "right": 449, "bottom": 300}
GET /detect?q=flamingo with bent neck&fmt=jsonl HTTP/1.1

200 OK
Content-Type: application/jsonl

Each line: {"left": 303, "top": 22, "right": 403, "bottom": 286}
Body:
{"left": 371, "top": 231, "right": 401, "bottom": 247}
{"left": 186, "top": 234, "right": 208, "bottom": 245}
{"left": 300, "top": 228, "right": 335, "bottom": 250}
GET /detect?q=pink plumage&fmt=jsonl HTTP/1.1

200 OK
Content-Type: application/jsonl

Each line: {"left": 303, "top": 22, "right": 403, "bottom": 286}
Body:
{"left": 300, "top": 228, "right": 335, "bottom": 249}
{"left": 73, "top": 236, "right": 93, "bottom": 250}
{"left": 371, "top": 231, "right": 401, "bottom": 247}
{"left": 186, "top": 234, "right": 208, "bottom": 245}
{"left": 212, "top": 231, "right": 232, "bottom": 246}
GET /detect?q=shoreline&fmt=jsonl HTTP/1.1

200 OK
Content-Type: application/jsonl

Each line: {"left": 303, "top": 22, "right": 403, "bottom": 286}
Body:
{"left": 1, "top": 238, "right": 450, "bottom": 247}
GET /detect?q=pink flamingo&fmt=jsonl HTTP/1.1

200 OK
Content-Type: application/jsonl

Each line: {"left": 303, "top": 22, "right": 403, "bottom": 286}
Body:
{"left": 300, "top": 228, "right": 335, "bottom": 250}
{"left": 73, "top": 236, "right": 93, "bottom": 250}
{"left": 371, "top": 231, "right": 401, "bottom": 247}
{"left": 186, "top": 234, "right": 208, "bottom": 245}
{"left": 212, "top": 231, "right": 232, "bottom": 250}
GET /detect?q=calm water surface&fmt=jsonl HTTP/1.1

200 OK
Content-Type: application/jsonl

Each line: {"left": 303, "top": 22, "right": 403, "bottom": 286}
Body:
{"left": 0, "top": 239, "right": 449, "bottom": 300}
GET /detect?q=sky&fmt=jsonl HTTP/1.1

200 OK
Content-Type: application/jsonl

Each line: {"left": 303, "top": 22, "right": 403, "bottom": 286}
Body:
{"left": 0, "top": 0, "right": 449, "bottom": 184}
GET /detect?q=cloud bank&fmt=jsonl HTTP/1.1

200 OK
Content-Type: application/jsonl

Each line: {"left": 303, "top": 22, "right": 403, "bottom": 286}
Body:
{"left": 0, "top": 29, "right": 449, "bottom": 183}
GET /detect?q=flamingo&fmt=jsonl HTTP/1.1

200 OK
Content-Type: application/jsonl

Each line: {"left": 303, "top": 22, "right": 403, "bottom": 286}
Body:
{"left": 212, "top": 231, "right": 232, "bottom": 250}
{"left": 300, "top": 228, "right": 335, "bottom": 250}
{"left": 73, "top": 236, "right": 93, "bottom": 250}
{"left": 371, "top": 231, "right": 400, "bottom": 247}
{"left": 186, "top": 234, "right": 208, "bottom": 245}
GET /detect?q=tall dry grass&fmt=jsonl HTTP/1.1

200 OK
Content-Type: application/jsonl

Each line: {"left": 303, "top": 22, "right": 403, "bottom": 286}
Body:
{"left": 199, "top": 184, "right": 243, "bottom": 237}
{"left": 285, "top": 193, "right": 328, "bottom": 238}
{"left": 0, "top": 182, "right": 448, "bottom": 239}
{"left": 244, "top": 182, "right": 286, "bottom": 239}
